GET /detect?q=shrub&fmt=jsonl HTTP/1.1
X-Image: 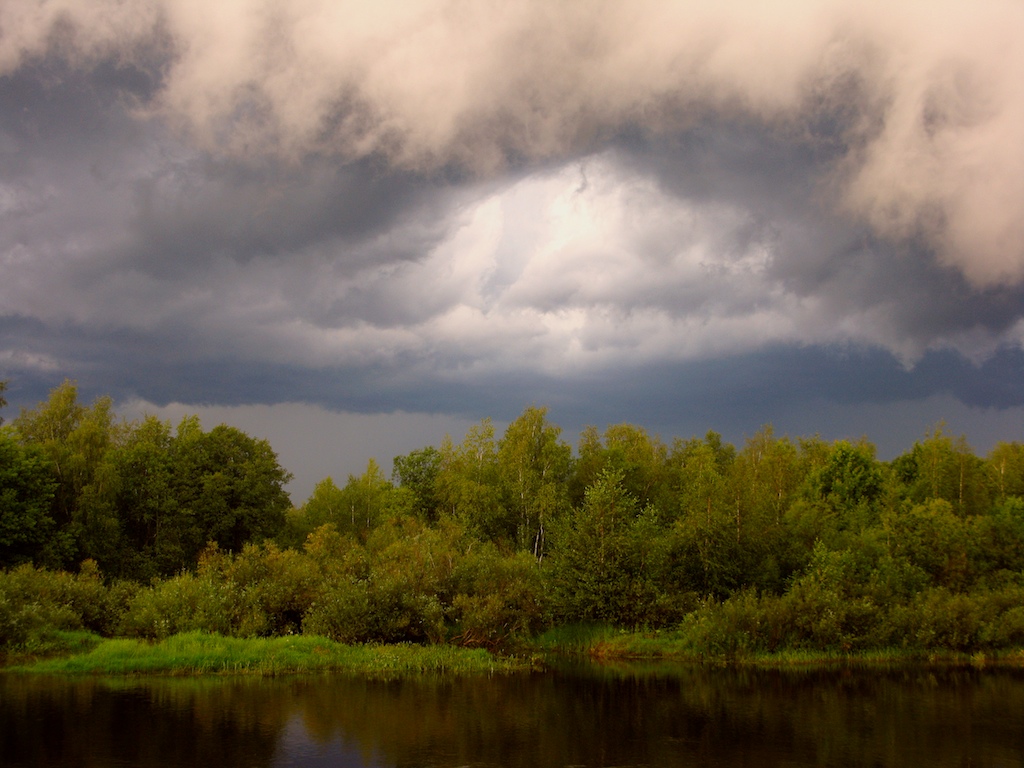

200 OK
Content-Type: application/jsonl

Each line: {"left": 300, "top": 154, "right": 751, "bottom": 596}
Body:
{"left": 0, "top": 562, "right": 119, "bottom": 649}
{"left": 119, "top": 571, "right": 230, "bottom": 639}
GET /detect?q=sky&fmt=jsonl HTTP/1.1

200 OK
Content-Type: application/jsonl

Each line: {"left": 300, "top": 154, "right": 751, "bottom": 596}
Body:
{"left": 3, "top": 0, "right": 1024, "bottom": 502}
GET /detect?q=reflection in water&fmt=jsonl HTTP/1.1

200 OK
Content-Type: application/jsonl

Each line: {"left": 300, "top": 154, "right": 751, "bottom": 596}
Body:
{"left": 2, "top": 664, "right": 1024, "bottom": 767}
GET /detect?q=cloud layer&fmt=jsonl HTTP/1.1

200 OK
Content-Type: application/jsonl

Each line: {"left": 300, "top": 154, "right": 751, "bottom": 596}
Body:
{"left": 2, "top": 0, "right": 1024, "bottom": 487}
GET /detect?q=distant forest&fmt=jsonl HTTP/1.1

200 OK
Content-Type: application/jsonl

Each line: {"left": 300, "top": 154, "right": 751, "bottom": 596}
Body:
{"left": 3, "top": 379, "right": 1024, "bottom": 655}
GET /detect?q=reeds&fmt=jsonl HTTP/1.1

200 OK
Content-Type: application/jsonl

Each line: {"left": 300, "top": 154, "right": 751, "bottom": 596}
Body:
{"left": 11, "top": 631, "right": 529, "bottom": 677}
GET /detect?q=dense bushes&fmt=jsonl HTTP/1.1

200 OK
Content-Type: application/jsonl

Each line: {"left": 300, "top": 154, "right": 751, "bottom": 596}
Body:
{"left": 0, "top": 561, "right": 132, "bottom": 650}
{"left": 50, "top": 520, "right": 549, "bottom": 650}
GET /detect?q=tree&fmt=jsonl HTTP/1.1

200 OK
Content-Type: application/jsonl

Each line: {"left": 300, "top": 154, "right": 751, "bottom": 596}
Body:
{"left": 497, "top": 406, "right": 571, "bottom": 557}
{"left": 807, "top": 441, "right": 883, "bottom": 524}
{"left": 549, "top": 468, "right": 670, "bottom": 627}
{"left": 337, "top": 458, "right": 391, "bottom": 538}
{"left": 172, "top": 422, "right": 293, "bottom": 556}
{"left": 0, "top": 379, "right": 7, "bottom": 425}
{"left": 668, "top": 434, "right": 747, "bottom": 597}
{"left": 894, "top": 426, "right": 990, "bottom": 516}
{"left": 108, "top": 416, "right": 182, "bottom": 580}
{"left": 986, "top": 442, "right": 1024, "bottom": 501}
{"left": 569, "top": 423, "right": 668, "bottom": 510}
{"left": 392, "top": 446, "right": 442, "bottom": 521}
{"left": 0, "top": 428, "right": 57, "bottom": 566}
{"left": 12, "top": 380, "right": 121, "bottom": 568}
{"left": 435, "top": 420, "right": 506, "bottom": 541}
{"left": 733, "top": 426, "right": 802, "bottom": 531}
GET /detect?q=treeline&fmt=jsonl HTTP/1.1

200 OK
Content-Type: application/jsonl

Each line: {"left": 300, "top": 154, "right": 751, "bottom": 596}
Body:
{"left": 3, "top": 380, "right": 1024, "bottom": 656}
{"left": 0, "top": 381, "right": 291, "bottom": 580}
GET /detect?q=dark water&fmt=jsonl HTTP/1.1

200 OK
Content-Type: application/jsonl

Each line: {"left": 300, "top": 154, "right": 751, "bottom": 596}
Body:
{"left": 3, "top": 662, "right": 1024, "bottom": 767}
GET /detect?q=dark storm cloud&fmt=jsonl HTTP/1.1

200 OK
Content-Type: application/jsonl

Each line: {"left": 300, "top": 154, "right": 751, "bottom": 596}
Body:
{"left": 3, "top": 0, "right": 1024, "bottom": 473}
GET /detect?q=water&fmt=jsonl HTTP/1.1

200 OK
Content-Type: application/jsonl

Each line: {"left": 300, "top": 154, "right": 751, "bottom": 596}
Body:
{"left": 2, "top": 662, "right": 1024, "bottom": 767}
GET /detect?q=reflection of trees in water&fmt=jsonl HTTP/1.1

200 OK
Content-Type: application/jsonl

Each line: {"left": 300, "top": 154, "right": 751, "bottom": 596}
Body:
{"left": 0, "top": 676, "right": 284, "bottom": 768}
{"left": 290, "top": 668, "right": 1024, "bottom": 768}
{"left": 3, "top": 668, "right": 1024, "bottom": 767}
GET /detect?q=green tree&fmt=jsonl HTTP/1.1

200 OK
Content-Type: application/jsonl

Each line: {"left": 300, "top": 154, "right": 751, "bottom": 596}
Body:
{"left": 0, "top": 379, "right": 7, "bottom": 425}
{"left": 895, "top": 426, "right": 991, "bottom": 515}
{"left": 107, "top": 416, "right": 183, "bottom": 580}
{"left": 435, "top": 420, "right": 506, "bottom": 541}
{"left": 889, "top": 499, "right": 975, "bottom": 590}
{"left": 496, "top": 406, "right": 571, "bottom": 557}
{"left": 171, "top": 420, "right": 293, "bottom": 557}
{"left": 392, "top": 446, "right": 442, "bottom": 521}
{"left": 569, "top": 423, "right": 668, "bottom": 509}
{"left": 666, "top": 433, "right": 742, "bottom": 597}
{"left": 732, "top": 425, "right": 801, "bottom": 530}
{"left": 986, "top": 442, "right": 1024, "bottom": 501}
{"left": 336, "top": 458, "right": 391, "bottom": 538}
{"left": 0, "top": 428, "right": 57, "bottom": 566}
{"left": 803, "top": 440, "right": 884, "bottom": 534}
{"left": 12, "top": 380, "right": 121, "bottom": 568}
{"left": 549, "top": 469, "right": 671, "bottom": 627}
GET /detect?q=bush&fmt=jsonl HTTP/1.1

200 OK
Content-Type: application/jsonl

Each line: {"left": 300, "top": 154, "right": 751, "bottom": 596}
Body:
{"left": 0, "top": 562, "right": 121, "bottom": 650}
{"left": 302, "top": 576, "right": 445, "bottom": 644}
{"left": 219, "top": 542, "right": 322, "bottom": 636}
{"left": 449, "top": 548, "right": 546, "bottom": 648}
{"left": 119, "top": 571, "right": 230, "bottom": 639}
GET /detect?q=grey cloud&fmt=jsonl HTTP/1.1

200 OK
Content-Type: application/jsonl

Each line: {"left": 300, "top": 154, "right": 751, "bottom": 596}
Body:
{"left": 4, "top": 0, "right": 1024, "bottom": 480}
{"left": 4, "top": 1, "right": 1023, "bottom": 287}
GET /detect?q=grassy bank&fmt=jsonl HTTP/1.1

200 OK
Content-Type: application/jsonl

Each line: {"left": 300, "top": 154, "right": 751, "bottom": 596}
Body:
{"left": 531, "top": 624, "right": 1024, "bottom": 668}
{"left": 7, "top": 631, "right": 532, "bottom": 677}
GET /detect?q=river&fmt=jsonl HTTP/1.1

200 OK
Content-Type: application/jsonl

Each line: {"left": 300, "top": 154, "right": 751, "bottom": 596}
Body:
{"left": 2, "top": 661, "right": 1023, "bottom": 766}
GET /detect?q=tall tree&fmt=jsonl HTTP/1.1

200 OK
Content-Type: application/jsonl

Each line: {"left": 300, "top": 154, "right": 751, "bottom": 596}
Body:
{"left": 108, "top": 415, "right": 182, "bottom": 580}
{"left": 986, "top": 442, "right": 1024, "bottom": 501}
{"left": 392, "top": 446, "right": 442, "bottom": 521}
{"left": 435, "top": 420, "right": 506, "bottom": 541}
{"left": 0, "top": 427, "right": 57, "bottom": 567}
{"left": 497, "top": 406, "right": 571, "bottom": 557}
{"left": 172, "top": 421, "right": 293, "bottom": 556}
{"left": 12, "top": 380, "right": 121, "bottom": 568}
{"left": 895, "top": 425, "right": 991, "bottom": 515}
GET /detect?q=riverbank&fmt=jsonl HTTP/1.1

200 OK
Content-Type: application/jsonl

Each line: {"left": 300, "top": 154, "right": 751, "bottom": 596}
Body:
{"left": 4, "top": 631, "right": 533, "bottom": 677}
{"left": 531, "top": 624, "right": 1024, "bottom": 668}
{"left": 8, "top": 625, "right": 1024, "bottom": 678}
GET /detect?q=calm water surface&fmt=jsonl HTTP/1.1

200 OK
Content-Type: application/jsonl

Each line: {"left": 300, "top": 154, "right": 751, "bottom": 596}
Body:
{"left": 2, "top": 662, "right": 1023, "bottom": 767}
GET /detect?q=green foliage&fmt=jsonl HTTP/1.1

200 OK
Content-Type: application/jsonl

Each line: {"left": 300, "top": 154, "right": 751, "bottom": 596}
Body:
{"left": 497, "top": 406, "right": 572, "bottom": 556}
{"left": 0, "top": 429, "right": 57, "bottom": 566}
{"left": 435, "top": 420, "right": 507, "bottom": 541}
{"left": 894, "top": 426, "right": 991, "bottom": 515}
{"left": 392, "top": 446, "right": 442, "bottom": 520}
{"left": 449, "top": 547, "right": 546, "bottom": 648}
{"left": 173, "top": 422, "right": 292, "bottom": 554}
{"left": 119, "top": 570, "right": 231, "bottom": 640}
{"left": 5, "top": 395, "right": 1024, "bottom": 660}
{"left": 6, "top": 382, "right": 293, "bottom": 579}
{"left": 808, "top": 441, "right": 883, "bottom": 518}
{"left": 986, "top": 442, "right": 1024, "bottom": 500}
{"left": 548, "top": 469, "right": 680, "bottom": 628}
{"left": 0, "top": 560, "right": 126, "bottom": 650}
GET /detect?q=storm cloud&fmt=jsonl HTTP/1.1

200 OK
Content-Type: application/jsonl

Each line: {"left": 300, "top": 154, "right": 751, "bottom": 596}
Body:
{"left": 2, "top": 1, "right": 1024, "bottom": 497}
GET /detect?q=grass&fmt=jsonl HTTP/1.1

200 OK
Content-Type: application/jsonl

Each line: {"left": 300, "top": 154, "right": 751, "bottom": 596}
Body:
{"left": 7, "top": 631, "right": 533, "bottom": 678}
{"left": 529, "top": 626, "right": 1024, "bottom": 669}
{"left": 531, "top": 623, "right": 622, "bottom": 653}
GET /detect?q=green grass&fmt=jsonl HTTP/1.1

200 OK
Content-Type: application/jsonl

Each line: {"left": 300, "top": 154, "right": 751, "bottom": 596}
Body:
{"left": 531, "top": 623, "right": 622, "bottom": 653}
{"left": 8, "top": 631, "right": 532, "bottom": 677}
{"left": 530, "top": 627, "right": 1024, "bottom": 668}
